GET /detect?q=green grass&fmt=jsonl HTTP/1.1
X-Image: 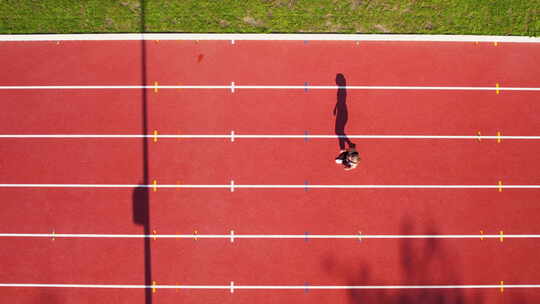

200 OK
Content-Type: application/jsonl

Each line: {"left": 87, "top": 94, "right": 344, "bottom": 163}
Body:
{"left": 0, "top": 0, "right": 538, "bottom": 36}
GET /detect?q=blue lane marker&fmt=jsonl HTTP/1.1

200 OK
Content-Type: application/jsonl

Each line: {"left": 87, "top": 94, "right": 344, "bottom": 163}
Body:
{"left": 304, "top": 40, "right": 309, "bottom": 44}
{"left": 304, "top": 82, "right": 309, "bottom": 92}
{"left": 304, "top": 130, "right": 309, "bottom": 142}
{"left": 304, "top": 282, "right": 310, "bottom": 293}
{"left": 304, "top": 232, "right": 309, "bottom": 242}
{"left": 304, "top": 180, "right": 309, "bottom": 192}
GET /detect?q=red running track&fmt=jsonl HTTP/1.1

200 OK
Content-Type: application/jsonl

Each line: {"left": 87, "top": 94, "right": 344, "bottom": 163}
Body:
{"left": 0, "top": 38, "right": 540, "bottom": 304}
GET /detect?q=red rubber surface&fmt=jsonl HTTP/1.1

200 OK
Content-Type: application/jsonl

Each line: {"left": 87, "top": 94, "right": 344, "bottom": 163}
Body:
{"left": 1, "top": 39, "right": 540, "bottom": 303}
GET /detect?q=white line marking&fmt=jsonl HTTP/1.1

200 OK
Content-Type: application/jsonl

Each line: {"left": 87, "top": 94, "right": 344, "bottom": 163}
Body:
{"left": 230, "top": 180, "right": 235, "bottom": 192}
{"left": 1, "top": 184, "right": 539, "bottom": 189}
{"left": 0, "top": 233, "right": 539, "bottom": 239}
{"left": 0, "top": 283, "right": 539, "bottom": 290}
{"left": 0, "top": 33, "right": 539, "bottom": 43}
{"left": 0, "top": 184, "right": 142, "bottom": 188}
{"left": 1, "top": 85, "right": 539, "bottom": 91}
{"left": 1, "top": 134, "right": 540, "bottom": 140}
{"left": 230, "top": 281, "right": 235, "bottom": 293}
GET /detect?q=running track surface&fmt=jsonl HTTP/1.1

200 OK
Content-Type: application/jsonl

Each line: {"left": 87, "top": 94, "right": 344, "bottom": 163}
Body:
{"left": 1, "top": 37, "right": 540, "bottom": 303}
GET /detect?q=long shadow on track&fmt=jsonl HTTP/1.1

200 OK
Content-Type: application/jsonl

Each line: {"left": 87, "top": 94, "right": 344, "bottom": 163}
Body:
{"left": 131, "top": 1, "right": 152, "bottom": 304}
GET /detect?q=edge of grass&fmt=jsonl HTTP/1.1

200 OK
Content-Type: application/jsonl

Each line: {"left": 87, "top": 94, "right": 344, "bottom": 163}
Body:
{"left": 0, "top": 1, "right": 538, "bottom": 36}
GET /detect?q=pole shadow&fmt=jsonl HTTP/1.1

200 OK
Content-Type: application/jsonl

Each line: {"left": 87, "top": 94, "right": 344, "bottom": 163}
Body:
{"left": 132, "top": 1, "right": 152, "bottom": 304}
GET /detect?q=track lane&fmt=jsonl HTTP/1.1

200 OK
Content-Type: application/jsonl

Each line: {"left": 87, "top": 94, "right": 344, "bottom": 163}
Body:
{"left": 146, "top": 40, "right": 540, "bottom": 87}
{"left": 0, "top": 91, "right": 143, "bottom": 134}
{"left": 149, "top": 140, "right": 540, "bottom": 185}
{"left": 1, "top": 40, "right": 539, "bottom": 87}
{"left": 0, "top": 140, "right": 142, "bottom": 184}
{"left": 0, "top": 41, "right": 142, "bottom": 85}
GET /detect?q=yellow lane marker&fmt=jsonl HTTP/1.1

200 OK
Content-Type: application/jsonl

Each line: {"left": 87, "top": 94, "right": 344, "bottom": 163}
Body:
{"left": 154, "top": 81, "right": 159, "bottom": 93}
{"left": 494, "top": 41, "right": 498, "bottom": 46}
{"left": 497, "top": 131, "right": 502, "bottom": 143}
{"left": 152, "top": 281, "right": 157, "bottom": 293}
{"left": 496, "top": 83, "right": 500, "bottom": 94}
{"left": 477, "top": 131, "right": 482, "bottom": 142}
{"left": 498, "top": 181, "right": 503, "bottom": 192}
{"left": 480, "top": 230, "right": 484, "bottom": 240}
{"left": 177, "top": 181, "right": 181, "bottom": 190}
{"left": 153, "top": 130, "right": 158, "bottom": 143}
{"left": 176, "top": 282, "right": 179, "bottom": 292}
{"left": 52, "top": 229, "right": 55, "bottom": 241}
{"left": 153, "top": 229, "right": 157, "bottom": 241}
{"left": 178, "top": 83, "right": 182, "bottom": 91}
{"left": 194, "top": 230, "right": 198, "bottom": 241}
{"left": 152, "top": 180, "right": 157, "bottom": 192}
{"left": 500, "top": 280, "right": 504, "bottom": 293}
{"left": 358, "top": 231, "right": 363, "bottom": 242}
{"left": 500, "top": 231, "right": 504, "bottom": 242}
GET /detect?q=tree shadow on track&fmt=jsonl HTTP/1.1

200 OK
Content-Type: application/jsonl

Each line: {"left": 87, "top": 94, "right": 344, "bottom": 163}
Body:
{"left": 132, "top": 1, "right": 152, "bottom": 304}
{"left": 320, "top": 215, "right": 526, "bottom": 304}
{"left": 334, "top": 73, "right": 355, "bottom": 151}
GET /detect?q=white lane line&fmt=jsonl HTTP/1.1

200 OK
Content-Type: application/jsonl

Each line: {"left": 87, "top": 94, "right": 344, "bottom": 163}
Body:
{"left": 0, "top": 184, "right": 143, "bottom": 188}
{"left": 1, "top": 134, "right": 540, "bottom": 140}
{"left": 0, "top": 33, "right": 539, "bottom": 43}
{"left": 0, "top": 135, "right": 149, "bottom": 138}
{"left": 0, "top": 283, "right": 539, "bottom": 290}
{"left": 0, "top": 233, "right": 539, "bottom": 239}
{"left": 0, "top": 85, "right": 539, "bottom": 91}
{"left": 0, "top": 184, "right": 539, "bottom": 189}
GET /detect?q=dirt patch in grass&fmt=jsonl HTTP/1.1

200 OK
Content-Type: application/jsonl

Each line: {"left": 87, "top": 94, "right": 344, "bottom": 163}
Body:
{"left": 243, "top": 16, "right": 265, "bottom": 27}
{"left": 373, "top": 23, "right": 390, "bottom": 33}
{"left": 120, "top": 0, "right": 141, "bottom": 13}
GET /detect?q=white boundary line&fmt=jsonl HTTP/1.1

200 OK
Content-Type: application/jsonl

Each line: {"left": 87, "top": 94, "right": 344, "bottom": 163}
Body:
{"left": 0, "top": 33, "right": 539, "bottom": 43}
{"left": 0, "top": 283, "right": 538, "bottom": 290}
{"left": 0, "top": 184, "right": 539, "bottom": 189}
{"left": 0, "top": 233, "right": 538, "bottom": 239}
{"left": 0, "top": 85, "right": 539, "bottom": 91}
{"left": 1, "top": 134, "right": 540, "bottom": 140}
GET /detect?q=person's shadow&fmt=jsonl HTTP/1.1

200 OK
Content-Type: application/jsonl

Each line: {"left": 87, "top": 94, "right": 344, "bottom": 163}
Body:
{"left": 333, "top": 73, "right": 355, "bottom": 150}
